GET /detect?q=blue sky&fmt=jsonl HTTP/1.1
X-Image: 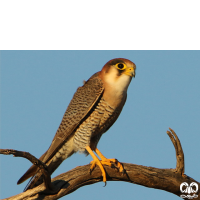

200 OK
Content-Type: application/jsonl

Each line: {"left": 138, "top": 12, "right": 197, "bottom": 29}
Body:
{"left": 1, "top": 51, "right": 200, "bottom": 199}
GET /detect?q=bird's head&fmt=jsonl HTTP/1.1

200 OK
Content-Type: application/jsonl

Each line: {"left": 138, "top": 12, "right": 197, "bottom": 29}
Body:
{"left": 101, "top": 58, "right": 136, "bottom": 78}
{"left": 99, "top": 58, "right": 136, "bottom": 95}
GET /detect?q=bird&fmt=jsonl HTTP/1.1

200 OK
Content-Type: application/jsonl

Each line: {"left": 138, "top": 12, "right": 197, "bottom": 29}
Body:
{"left": 17, "top": 58, "right": 136, "bottom": 190}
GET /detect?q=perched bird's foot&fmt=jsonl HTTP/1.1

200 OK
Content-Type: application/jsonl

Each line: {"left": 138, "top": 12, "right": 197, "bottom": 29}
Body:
{"left": 95, "top": 158, "right": 125, "bottom": 175}
{"left": 94, "top": 148, "right": 125, "bottom": 173}
{"left": 90, "top": 159, "right": 107, "bottom": 184}
{"left": 87, "top": 146, "right": 125, "bottom": 186}
{"left": 86, "top": 146, "right": 107, "bottom": 184}
{"left": 101, "top": 158, "right": 124, "bottom": 173}
{"left": 90, "top": 158, "right": 124, "bottom": 186}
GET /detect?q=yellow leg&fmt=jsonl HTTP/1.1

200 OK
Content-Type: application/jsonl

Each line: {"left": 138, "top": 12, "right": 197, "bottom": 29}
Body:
{"left": 95, "top": 148, "right": 124, "bottom": 172}
{"left": 85, "top": 146, "right": 107, "bottom": 183}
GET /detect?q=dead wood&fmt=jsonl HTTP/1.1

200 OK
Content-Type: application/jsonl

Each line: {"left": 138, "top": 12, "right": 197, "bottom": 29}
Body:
{"left": 1, "top": 128, "right": 199, "bottom": 200}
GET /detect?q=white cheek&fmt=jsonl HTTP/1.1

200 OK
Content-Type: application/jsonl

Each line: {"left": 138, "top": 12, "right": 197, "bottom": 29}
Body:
{"left": 115, "top": 74, "right": 132, "bottom": 92}
{"left": 104, "top": 69, "right": 132, "bottom": 95}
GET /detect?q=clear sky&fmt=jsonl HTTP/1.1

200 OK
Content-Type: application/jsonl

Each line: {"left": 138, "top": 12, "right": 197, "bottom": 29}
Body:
{"left": 1, "top": 51, "right": 200, "bottom": 199}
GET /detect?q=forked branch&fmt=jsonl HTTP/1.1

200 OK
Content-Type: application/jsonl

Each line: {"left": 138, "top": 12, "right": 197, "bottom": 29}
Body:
{"left": 1, "top": 128, "right": 199, "bottom": 200}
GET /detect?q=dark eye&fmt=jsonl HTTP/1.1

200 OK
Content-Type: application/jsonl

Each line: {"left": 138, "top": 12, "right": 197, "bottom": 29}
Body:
{"left": 117, "top": 63, "right": 124, "bottom": 69}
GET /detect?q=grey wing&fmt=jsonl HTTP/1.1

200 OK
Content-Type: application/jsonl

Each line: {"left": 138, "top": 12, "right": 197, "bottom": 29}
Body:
{"left": 17, "top": 72, "right": 104, "bottom": 185}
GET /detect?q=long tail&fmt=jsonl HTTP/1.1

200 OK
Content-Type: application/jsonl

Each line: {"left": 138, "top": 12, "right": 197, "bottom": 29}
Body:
{"left": 18, "top": 138, "right": 75, "bottom": 191}
{"left": 24, "top": 160, "right": 64, "bottom": 191}
{"left": 17, "top": 151, "right": 49, "bottom": 191}
{"left": 17, "top": 151, "right": 47, "bottom": 185}
{"left": 18, "top": 153, "right": 65, "bottom": 191}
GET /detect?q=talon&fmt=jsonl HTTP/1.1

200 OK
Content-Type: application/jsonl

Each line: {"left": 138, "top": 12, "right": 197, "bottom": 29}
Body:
{"left": 121, "top": 169, "right": 126, "bottom": 175}
{"left": 86, "top": 146, "right": 124, "bottom": 185}
{"left": 95, "top": 148, "right": 125, "bottom": 173}
{"left": 90, "top": 160, "right": 96, "bottom": 173}
{"left": 116, "top": 161, "right": 124, "bottom": 173}
{"left": 110, "top": 163, "right": 117, "bottom": 169}
{"left": 86, "top": 146, "right": 107, "bottom": 184}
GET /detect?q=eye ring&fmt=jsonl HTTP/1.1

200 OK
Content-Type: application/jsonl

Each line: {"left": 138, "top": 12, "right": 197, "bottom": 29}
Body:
{"left": 117, "top": 63, "right": 125, "bottom": 70}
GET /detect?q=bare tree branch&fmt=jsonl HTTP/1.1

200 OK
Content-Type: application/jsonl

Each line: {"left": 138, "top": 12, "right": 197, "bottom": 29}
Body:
{"left": 167, "top": 128, "right": 185, "bottom": 175}
{"left": 1, "top": 128, "right": 199, "bottom": 200}
{"left": 0, "top": 149, "right": 57, "bottom": 192}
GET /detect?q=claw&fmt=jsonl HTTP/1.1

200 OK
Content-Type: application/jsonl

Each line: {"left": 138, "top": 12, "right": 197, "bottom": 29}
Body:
{"left": 86, "top": 146, "right": 107, "bottom": 184}
{"left": 86, "top": 146, "right": 124, "bottom": 186}
{"left": 94, "top": 148, "right": 124, "bottom": 173}
{"left": 90, "top": 160, "right": 96, "bottom": 174}
{"left": 103, "top": 181, "right": 107, "bottom": 187}
{"left": 116, "top": 160, "right": 124, "bottom": 173}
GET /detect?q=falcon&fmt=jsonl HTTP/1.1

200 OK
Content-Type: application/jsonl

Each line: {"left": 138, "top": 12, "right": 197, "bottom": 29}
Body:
{"left": 17, "top": 58, "right": 136, "bottom": 190}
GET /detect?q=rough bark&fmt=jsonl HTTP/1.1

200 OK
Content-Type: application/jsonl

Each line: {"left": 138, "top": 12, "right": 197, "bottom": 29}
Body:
{"left": 1, "top": 128, "right": 199, "bottom": 200}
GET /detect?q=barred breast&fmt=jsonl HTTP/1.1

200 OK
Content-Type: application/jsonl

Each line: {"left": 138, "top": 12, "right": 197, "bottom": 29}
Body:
{"left": 51, "top": 97, "right": 119, "bottom": 165}
{"left": 73, "top": 97, "right": 119, "bottom": 153}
